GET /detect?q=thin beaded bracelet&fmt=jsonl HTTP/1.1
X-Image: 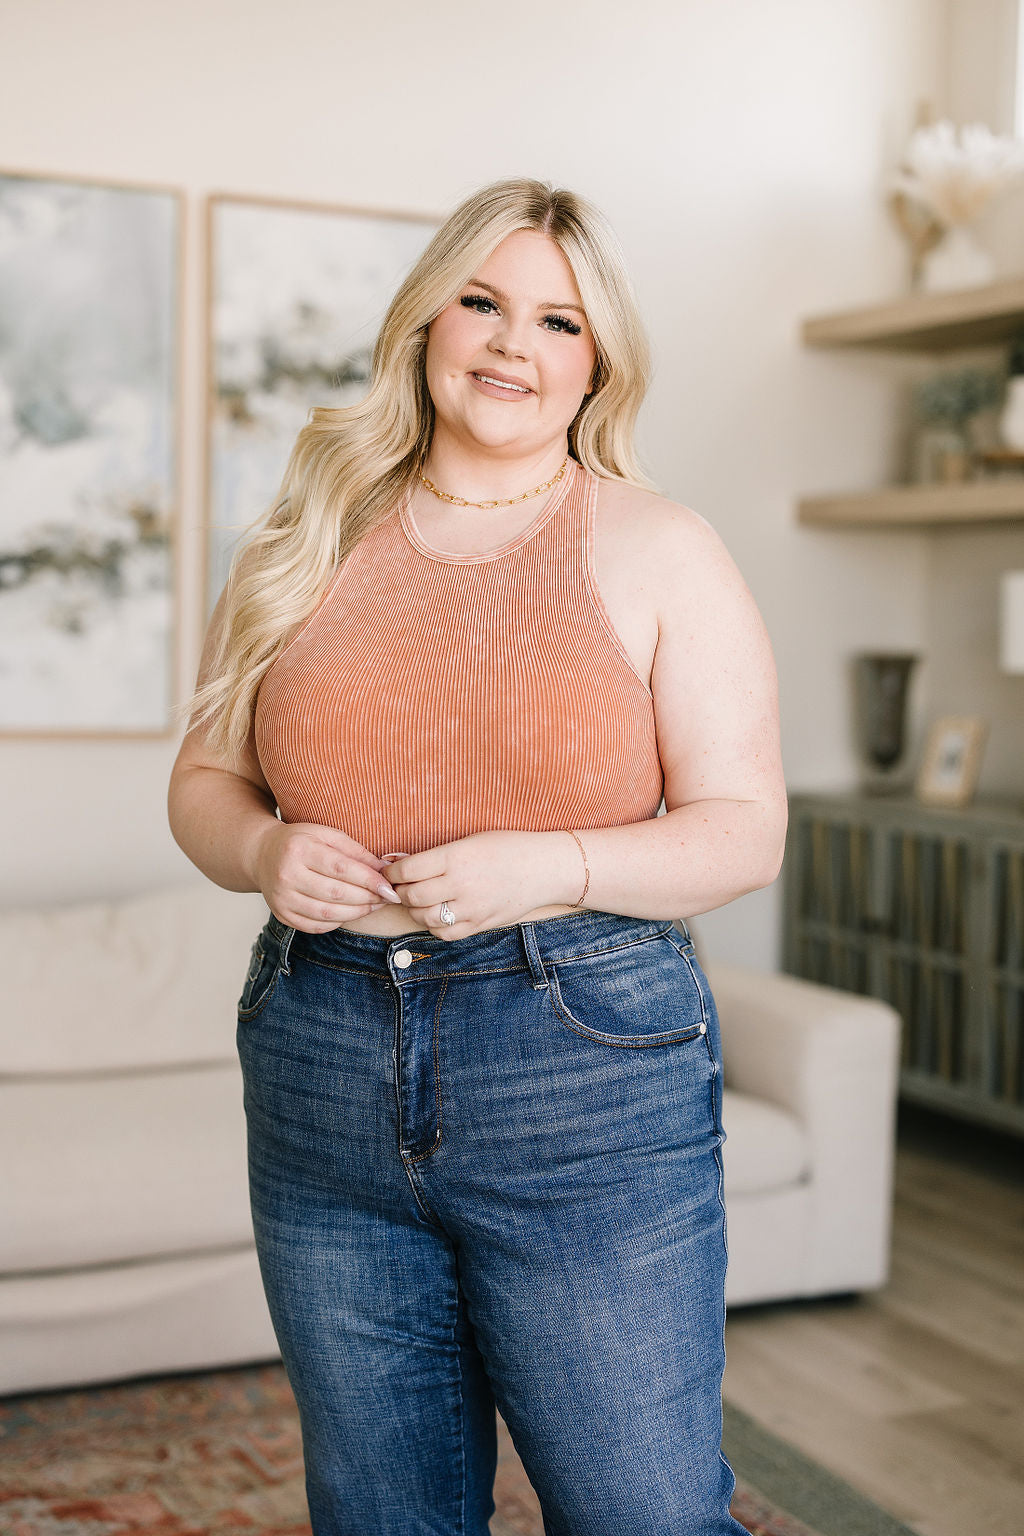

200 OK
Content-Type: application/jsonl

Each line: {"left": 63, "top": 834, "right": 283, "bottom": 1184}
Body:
{"left": 565, "top": 829, "right": 590, "bottom": 908}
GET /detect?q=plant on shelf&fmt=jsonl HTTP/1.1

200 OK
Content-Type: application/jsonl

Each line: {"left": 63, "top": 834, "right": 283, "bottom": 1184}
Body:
{"left": 910, "top": 365, "right": 1004, "bottom": 483}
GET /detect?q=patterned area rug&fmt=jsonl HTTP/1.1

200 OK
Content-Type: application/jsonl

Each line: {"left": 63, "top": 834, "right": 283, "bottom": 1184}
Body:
{"left": 0, "top": 1361, "right": 914, "bottom": 1536}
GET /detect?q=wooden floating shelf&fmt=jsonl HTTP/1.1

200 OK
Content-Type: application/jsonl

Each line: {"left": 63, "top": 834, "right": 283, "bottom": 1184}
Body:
{"left": 801, "top": 274, "right": 1024, "bottom": 352}
{"left": 798, "top": 479, "right": 1024, "bottom": 527}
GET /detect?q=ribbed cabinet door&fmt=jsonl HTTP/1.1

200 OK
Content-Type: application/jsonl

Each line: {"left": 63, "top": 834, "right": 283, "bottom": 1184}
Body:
{"left": 783, "top": 792, "right": 1024, "bottom": 1138}
{"left": 982, "top": 834, "right": 1024, "bottom": 1127}
{"left": 782, "top": 799, "right": 873, "bottom": 996}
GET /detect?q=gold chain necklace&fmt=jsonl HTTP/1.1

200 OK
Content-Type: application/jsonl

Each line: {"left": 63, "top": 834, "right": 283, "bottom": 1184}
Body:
{"left": 418, "top": 454, "right": 569, "bottom": 509}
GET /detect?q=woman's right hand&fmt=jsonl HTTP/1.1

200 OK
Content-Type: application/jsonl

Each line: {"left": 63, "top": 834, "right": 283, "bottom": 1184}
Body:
{"left": 250, "top": 820, "right": 405, "bottom": 932}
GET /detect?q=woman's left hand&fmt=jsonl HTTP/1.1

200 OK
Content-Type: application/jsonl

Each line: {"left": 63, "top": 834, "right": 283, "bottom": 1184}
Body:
{"left": 383, "top": 830, "right": 574, "bottom": 938}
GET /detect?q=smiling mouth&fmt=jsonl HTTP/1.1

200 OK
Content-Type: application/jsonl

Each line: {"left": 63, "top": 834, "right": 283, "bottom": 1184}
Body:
{"left": 471, "top": 372, "right": 534, "bottom": 395}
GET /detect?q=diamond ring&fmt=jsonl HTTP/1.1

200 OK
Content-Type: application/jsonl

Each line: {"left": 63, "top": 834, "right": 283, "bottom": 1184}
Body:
{"left": 439, "top": 901, "right": 456, "bottom": 926}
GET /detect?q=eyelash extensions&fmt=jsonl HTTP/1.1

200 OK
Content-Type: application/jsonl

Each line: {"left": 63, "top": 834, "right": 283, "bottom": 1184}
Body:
{"left": 460, "top": 292, "right": 583, "bottom": 337}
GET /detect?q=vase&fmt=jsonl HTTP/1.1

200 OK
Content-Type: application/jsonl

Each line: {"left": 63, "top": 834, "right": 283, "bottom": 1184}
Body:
{"left": 998, "top": 375, "right": 1024, "bottom": 452}
{"left": 853, "top": 653, "right": 919, "bottom": 794}
{"left": 919, "top": 223, "right": 994, "bottom": 293}
{"left": 911, "top": 423, "right": 971, "bottom": 483}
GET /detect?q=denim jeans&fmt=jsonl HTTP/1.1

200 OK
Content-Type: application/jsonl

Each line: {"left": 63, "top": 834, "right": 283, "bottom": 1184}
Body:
{"left": 236, "top": 907, "right": 747, "bottom": 1536}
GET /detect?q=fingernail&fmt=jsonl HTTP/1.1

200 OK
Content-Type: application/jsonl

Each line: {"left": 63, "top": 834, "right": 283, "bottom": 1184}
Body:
{"left": 378, "top": 885, "right": 402, "bottom": 902}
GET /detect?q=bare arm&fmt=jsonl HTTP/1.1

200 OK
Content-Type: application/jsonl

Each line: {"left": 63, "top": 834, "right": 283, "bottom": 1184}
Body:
{"left": 167, "top": 583, "right": 403, "bottom": 928}
{"left": 539, "top": 499, "right": 788, "bottom": 918}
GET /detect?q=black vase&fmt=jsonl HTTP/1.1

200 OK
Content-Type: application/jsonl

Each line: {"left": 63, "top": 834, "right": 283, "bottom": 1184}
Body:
{"left": 854, "top": 653, "right": 919, "bottom": 792}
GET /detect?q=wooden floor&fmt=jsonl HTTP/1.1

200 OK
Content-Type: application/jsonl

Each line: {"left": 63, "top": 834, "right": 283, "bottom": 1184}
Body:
{"left": 722, "top": 1101, "right": 1024, "bottom": 1536}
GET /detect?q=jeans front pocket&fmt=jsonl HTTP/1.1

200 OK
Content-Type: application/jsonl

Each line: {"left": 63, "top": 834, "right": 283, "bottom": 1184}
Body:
{"left": 546, "top": 932, "right": 709, "bottom": 1047}
{"left": 237, "top": 933, "right": 281, "bottom": 1021}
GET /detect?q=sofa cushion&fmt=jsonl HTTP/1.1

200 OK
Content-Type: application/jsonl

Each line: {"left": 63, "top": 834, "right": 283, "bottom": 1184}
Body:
{"left": 720, "top": 1087, "right": 810, "bottom": 1195}
{"left": 0, "top": 1064, "right": 254, "bottom": 1271}
{"left": 1, "top": 883, "right": 268, "bottom": 1074}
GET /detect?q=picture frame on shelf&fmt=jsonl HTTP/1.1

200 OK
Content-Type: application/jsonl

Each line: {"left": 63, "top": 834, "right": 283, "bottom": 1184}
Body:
{"left": 914, "top": 714, "right": 988, "bottom": 807}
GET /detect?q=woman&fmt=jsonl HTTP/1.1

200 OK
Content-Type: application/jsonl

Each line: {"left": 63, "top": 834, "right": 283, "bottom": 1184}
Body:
{"left": 169, "top": 176, "right": 787, "bottom": 1536}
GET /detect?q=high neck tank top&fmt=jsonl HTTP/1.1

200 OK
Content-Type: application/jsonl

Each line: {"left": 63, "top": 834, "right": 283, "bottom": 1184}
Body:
{"left": 254, "top": 456, "right": 665, "bottom": 858}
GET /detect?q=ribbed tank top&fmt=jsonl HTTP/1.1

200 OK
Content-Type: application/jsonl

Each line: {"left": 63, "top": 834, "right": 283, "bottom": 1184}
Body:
{"left": 254, "top": 456, "right": 665, "bottom": 858}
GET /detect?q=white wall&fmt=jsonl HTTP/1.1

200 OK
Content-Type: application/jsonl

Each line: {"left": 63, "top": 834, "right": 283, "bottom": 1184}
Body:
{"left": 0, "top": 0, "right": 956, "bottom": 968}
{"left": 947, "top": 0, "right": 1020, "bottom": 132}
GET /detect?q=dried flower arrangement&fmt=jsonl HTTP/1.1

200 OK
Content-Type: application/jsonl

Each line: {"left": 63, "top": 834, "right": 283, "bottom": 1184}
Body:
{"left": 889, "top": 120, "right": 1024, "bottom": 228}
{"left": 887, "top": 116, "right": 1024, "bottom": 291}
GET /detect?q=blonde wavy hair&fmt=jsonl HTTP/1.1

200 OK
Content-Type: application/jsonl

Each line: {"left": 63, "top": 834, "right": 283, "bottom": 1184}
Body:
{"left": 184, "top": 175, "right": 658, "bottom": 762}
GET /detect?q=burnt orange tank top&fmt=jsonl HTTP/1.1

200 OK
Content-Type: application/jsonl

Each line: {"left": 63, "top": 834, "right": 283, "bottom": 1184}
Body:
{"left": 254, "top": 456, "right": 665, "bottom": 857}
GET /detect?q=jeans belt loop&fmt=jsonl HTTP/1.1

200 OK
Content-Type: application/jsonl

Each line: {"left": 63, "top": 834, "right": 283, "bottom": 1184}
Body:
{"left": 518, "top": 921, "right": 550, "bottom": 990}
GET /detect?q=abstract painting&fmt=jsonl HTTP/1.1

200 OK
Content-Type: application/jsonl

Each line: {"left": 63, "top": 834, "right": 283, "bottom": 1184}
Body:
{"left": 204, "top": 194, "right": 439, "bottom": 620}
{"left": 0, "top": 170, "right": 180, "bottom": 734}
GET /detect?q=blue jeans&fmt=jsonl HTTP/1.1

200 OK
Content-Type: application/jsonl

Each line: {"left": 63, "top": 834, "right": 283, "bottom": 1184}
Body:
{"left": 236, "top": 907, "right": 747, "bottom": 1536}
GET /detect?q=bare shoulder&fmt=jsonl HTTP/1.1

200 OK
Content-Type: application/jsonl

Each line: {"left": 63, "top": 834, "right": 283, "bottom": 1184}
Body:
{"left": 595, "top": 475, "right": 729, "bottom": 553}
{"left": 593, "top": 476, "right": 744, "bottom": 622}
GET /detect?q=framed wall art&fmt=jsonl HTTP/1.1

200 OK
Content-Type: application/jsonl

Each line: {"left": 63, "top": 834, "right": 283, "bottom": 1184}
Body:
{"left": 203, "top": 193, "right": 439, "bottom": 622}
{"left": 0, "top": 168, "right": 182, "bottom": 736}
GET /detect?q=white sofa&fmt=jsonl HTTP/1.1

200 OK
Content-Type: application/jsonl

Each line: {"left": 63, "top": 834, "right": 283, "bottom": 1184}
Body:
{"left": 0, "top": 882, "right": 902, "bottom": 1395}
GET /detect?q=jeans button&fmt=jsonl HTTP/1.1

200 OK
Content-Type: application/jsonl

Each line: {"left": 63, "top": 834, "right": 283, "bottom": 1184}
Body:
{"left": 394, "top": 949, "right": 413, "bottom": 969}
